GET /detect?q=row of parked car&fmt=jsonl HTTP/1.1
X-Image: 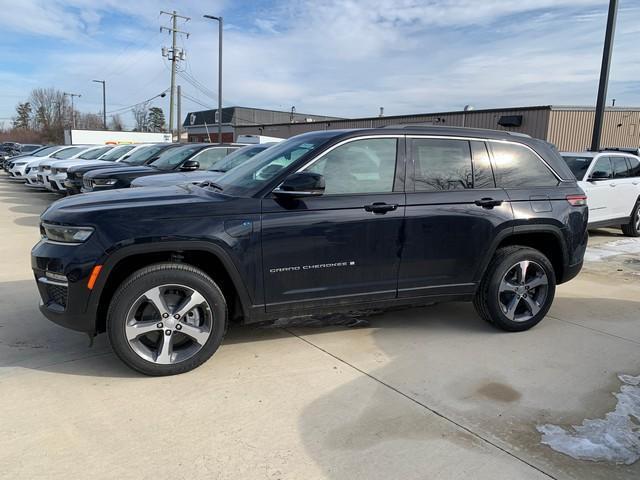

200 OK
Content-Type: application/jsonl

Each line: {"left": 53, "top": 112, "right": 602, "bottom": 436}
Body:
{"left": 1, "top": 141, "right": 279, "bottom": 195}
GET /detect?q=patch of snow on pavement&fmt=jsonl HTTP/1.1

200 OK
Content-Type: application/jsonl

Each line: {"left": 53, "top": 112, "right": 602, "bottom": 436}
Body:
{"left": 584, "top": 238, "right": 640, "bottom": 262}
{"left": 537, "top": 374, "right": 640, "bottom": 465}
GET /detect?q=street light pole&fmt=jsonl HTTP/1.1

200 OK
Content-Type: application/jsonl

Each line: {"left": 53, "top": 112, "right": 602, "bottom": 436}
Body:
{"left": 590, "top": 0, "right": 618, "bottom": 152}
{"left": 93, "top": 80, "right": 106, "bottom": 129}
{"left": 204, "top": 14, "right": 223, "bottom": 144}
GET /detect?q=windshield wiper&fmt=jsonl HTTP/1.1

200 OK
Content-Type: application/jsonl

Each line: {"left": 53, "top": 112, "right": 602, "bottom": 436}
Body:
{"left": 199, "top": 180, "right": 224, "bottom": 191}
{"left": 208, "top": 168, "right": 226, "bottom": 173}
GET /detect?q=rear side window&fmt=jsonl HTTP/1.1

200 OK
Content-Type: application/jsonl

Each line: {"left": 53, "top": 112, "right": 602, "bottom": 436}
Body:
{"left": 193, "top": 148, "right": 228, "bottom": 169}
{"left": 490, "top": 142, "right": 558, "bottom": 188}
{"left": 611, "top": 156, "right": 629, "bottom": 178}
{"left": 627, "top": 157, "right": 640, "bottom": 177}
{"left": 412, "top": 138, "right": 472, "bottom": 191}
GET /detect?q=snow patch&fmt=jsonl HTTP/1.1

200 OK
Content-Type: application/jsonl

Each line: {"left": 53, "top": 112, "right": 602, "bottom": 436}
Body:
{"left": 537, "top": 374, "right": 640, "bottom": 465}
{"left": 584, "top": 238, "right": 640, "bottom": 262}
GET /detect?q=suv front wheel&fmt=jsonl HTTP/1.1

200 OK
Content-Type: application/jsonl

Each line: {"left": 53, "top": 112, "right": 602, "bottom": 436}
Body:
{"left": 474, "top": 246, "right": 556, "bottom": 332}
{"left": 107, "top": 263, "right": 228, "bottom": 376}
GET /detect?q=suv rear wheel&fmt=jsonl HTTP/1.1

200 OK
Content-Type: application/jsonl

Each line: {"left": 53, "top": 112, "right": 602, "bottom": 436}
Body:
{"left": 107, "top": 262, "right": 227, "bottom": 376}
{"left": 474, "top": 246, "right": 556, "bottom": 332}
{"left": 621, "top": 201, "right": 640, "bottom": 237}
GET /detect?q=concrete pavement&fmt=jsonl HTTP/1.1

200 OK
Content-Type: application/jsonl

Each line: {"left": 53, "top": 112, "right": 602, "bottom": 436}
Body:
{"left": 0, "top": 175, "right": 638, "bottom": 479}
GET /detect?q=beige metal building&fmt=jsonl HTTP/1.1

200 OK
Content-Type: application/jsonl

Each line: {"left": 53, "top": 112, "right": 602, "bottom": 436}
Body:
{"left": 233, "top": 105, "right": 640, "bottom": 152}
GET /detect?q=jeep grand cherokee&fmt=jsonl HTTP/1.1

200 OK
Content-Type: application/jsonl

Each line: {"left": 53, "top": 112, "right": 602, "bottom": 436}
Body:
{"left": 32, "top": 127, "right": 588, "bottom": 376}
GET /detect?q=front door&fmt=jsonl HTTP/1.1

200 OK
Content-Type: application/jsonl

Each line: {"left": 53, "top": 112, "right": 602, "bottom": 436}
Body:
{"left": 261, "top": 136, "right": 405, "bottom": 312}
{"left": 584, "top": 156, "right": 614, "bottom": 223}
{"left": 398, "top": 138, "right": 513, "bottom": 296}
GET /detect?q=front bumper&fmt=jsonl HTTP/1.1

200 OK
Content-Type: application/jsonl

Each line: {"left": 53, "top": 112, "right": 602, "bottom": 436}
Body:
{"left": 32, "top": 239, "right": 99, "bottom": 333}
{"left": 47, "top": 173, "right": 67, "bottom": 192}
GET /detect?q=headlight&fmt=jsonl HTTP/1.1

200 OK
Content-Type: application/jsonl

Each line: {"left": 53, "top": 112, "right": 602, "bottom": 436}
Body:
{"left": 53, "top": 167, "right": 67, "bottom": 174}
{"left": 92, "top": 178, "right": 117, "bottom": 186}
{"left": 41, "top": 223, "right": 94, "bottom": 243}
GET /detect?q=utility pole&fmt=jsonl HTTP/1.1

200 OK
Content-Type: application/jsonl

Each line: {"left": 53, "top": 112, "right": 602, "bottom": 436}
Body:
{"left": 161, "top": 10, "right": 190, "bottom": 140}
{"left": 204, "top": 15, "right": 223, "bottom": 144}
{"left": 92, "top": 80, "right": 106, "bottom": 129}
{"left": 177, "top": 85, "right": 182, "bottom": 143}
{"left": 63, "top": 92, "right": 81, "bottom": 129}
{"left": 590, "top": 0, "right": 618, "bottom": 152}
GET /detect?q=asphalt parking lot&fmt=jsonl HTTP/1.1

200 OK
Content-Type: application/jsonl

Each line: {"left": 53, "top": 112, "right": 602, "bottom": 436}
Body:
{"left": 0, "top": 175, "right": 639, "bottom": 480}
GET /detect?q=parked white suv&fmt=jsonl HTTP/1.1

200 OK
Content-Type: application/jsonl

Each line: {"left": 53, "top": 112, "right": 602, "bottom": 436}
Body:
{"left": 562, "top": 151, "right": 640, "bottom": 236}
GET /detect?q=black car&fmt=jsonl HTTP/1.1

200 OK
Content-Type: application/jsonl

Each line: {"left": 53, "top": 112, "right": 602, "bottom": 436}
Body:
{"left": 33, "top": 127, "right": 588, "bottom": 376}
{"left": 130, "top": 143, "right": 276, "bottom": 188}
{"left": 81, "top": 144, "right": 239, "bottom": 192}
{"left": 65, "top": 144, "right": 179, "bottom": 195}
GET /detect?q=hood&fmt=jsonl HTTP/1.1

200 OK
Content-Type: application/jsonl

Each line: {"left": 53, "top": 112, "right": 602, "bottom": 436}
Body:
{"left": 131, "top": 170, "right": 223, "bottom": 188}
{"left": 40, "top": 184, "right": 257, "bottom": 227}
{"left": 11, "top": 155, "right": 39, "bottom": 165}
{"left": 85, "top": 165, "right": 155, "bottom": 179}
{"left": 68, "top": 161, "right": 118, "bottom": 173}
{"left": 49, "top": 158, "right": 111, "bottom": 169}
{"left": 25, "top": 158, "right": 50, "bottom": 168}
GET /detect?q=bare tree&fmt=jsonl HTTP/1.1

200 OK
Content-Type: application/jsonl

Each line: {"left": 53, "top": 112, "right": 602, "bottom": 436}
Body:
{"left": 28, "top": 88, "right": 68, "bottom": 142}
{"left": 132, "top": 102, "right": 149, "bottom": 132}
{"left": 109, "top": 114, "right": 125, "bottom": 131}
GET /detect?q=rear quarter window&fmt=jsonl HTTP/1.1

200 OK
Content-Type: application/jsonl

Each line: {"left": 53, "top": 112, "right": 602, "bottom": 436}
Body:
{"left": 490, "top": 142, "right": 559, "bottom": 188}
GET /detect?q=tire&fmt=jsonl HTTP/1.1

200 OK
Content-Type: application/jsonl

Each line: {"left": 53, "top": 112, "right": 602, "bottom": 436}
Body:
{"left": 621, "top": 201, "right": 640, "bottom": 237}
{"left": 107, "top": 262, "right": 227, "bottom": 376}
{"left": 473, "top": 246, "right": 556, "bottom": 332}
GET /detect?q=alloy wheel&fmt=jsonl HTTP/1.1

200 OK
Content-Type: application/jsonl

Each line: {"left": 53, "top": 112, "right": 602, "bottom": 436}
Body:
{"left": 125, "top": 284, "right": 213, "bottom": 364}
{"left": 497, "top": 260, "right": 549, "bottom": 323}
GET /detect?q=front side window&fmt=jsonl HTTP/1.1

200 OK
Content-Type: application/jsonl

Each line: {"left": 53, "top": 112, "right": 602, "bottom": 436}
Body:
{"left": 305, "top": 138, "right": 397, "bottom": 195}
{"left": 491, "top": 142, "right": 558, "bottom": 188}
{"left": 591, "top": 157, "right": 612, "bottom": 179}
{"left": 412, "top": 138, "right": 472, "bottom": 191}
{"left": 611, "top": 156, "right": 629, "bottom": 178}
{"left": 192, "top": 148, "right": 229, "bottom": 170}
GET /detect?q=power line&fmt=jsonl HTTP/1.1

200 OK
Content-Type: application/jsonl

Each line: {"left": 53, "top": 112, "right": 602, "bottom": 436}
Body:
{"left": 106, "top": 89, "right": 169, "bottom": 115}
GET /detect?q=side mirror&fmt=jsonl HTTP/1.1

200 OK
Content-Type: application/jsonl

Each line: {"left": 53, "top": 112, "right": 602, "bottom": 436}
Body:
{"left": 588, "top": 170, "right": 610, "bottom": 181}
{"left": 181, "top": 160, "right": 200, "bottom": 171}
{"left": 273, "top": 172, "right": 325, "bottom": 198}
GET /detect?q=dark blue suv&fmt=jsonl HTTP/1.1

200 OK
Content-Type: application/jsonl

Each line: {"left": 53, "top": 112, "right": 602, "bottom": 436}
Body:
{"left": 32, "top": 127, "right": 588, "bottom": 375}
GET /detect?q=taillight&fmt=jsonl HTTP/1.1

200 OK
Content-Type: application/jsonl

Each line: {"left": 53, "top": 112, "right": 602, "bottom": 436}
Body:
{"left": 566, "top": 194, "right": 587, "bottom": 206}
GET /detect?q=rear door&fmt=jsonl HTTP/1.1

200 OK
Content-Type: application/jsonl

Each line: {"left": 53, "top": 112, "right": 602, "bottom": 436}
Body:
{"left": 610, "top": 155, "right": 637, "bottom": 219}
{"left": 398, "top": 137, "right": 512, "bottom": 296}
{"left": 261, "top": 136, "right": 405, "bottom": 312}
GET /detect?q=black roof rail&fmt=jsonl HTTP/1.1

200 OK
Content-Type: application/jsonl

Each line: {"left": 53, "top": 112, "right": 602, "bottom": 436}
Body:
{"left": 380, "top": 124, "right": 532, "bottom": 138}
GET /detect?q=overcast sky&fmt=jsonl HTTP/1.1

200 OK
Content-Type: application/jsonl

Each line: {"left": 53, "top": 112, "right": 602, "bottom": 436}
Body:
{"left": 0, "top": 0, "right": 639, "bottom": 129}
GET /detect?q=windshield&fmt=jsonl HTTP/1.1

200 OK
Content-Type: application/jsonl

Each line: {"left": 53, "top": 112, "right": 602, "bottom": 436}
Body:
{"left": 210, "top": 145, "right": 270, "bottom": 173}
{"left": 34, "top": 146, "right": 61, "bottom": 157}
{"left": 99, "top": 145, "right": 136, "bottom": 161}
{"left": 51, "top": 146, "right": 87, "bottom": 159}
{"left": 78, "top": 146, "right": 113, "bottom": 160}
{"left": 213, "top": 132, "right": 337, "bottom": 196}
{"left": 123, "top": 144, "right": 172, "bottom": 166}
{"left": 150, "top": 145, "right": 203, "bottom": 171}
{"left": 562, "top": 155, "right": 593, "bottom": 180}
{"left": 21, "top": 145, "right": 41, "bottom": 152}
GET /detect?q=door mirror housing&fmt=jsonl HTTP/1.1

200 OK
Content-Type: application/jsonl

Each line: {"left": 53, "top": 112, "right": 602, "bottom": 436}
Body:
{"left": 588, "top": 170, "right": 611, "bottom": 181}
{"left": 273, "top": 172, "right": 325, "bottom": 198}
{"left": 180, "top": 160, "right": 200, "bottom": 171}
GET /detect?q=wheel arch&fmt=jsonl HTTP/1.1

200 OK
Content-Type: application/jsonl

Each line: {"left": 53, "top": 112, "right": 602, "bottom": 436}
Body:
{"left": 90, "top": 241, "right": 254, "bottom": 333}
{"left": 477, "top": 226, "right": 568, "bottom": 285}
